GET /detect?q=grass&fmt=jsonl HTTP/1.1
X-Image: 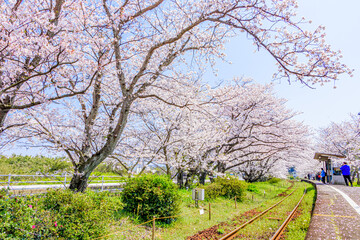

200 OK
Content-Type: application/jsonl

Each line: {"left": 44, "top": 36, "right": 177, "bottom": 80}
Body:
{"left": 1, "top": 179, "right": 315, "bottom": 239}
{"left": 0, "top": 154, "right": 125, "bottom": 188}
{"left": 106, "top": 180, "right": 296, "bottom": 240}
{"left": 284, "top": 184, "right": 316, "bottom": 239}
{"left": 233, "top": 182, "right": 310, "bottom": 239}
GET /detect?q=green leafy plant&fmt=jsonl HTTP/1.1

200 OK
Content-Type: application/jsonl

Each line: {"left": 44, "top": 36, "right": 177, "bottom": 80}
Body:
{"left": 0, "top": 189, "right": 121, "bottom": 239}
{"left": 204, "top": 177, "right": 247, "bottom": 201}
{"left": 121, "top": 174, "right": 180, "bottom": 223}
{"left": 204, "top": 183, "right": 223, "bottom": 200}
{"left": 41, "top": 189, "right": 121, "bottom": 239}
{"left": 268, "top": 177, "right": 281, "bottom": 184}
{"left": 247, "top": 184, "right": 260, "bottom": 193}
{"left": 215, "top": 177, "right": 247, "bottom": 200}
{"left": 0, "top": 194, "right": 37, "bottom": 239}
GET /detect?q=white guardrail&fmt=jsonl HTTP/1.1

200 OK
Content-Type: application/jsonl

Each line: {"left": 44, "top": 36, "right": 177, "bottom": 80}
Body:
{"left": 0, "top": 174, "right": 125, "bottom": 191}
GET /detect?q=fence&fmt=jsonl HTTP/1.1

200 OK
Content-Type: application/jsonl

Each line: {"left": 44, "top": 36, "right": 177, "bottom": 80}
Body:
{"left": 0, "top": 174, "right": 125, "bottom": 192}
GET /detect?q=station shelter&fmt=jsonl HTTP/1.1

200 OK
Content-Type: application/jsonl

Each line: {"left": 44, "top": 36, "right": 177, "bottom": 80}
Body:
{"left": 314, "top": 152, "right": 346, "bottom": 184}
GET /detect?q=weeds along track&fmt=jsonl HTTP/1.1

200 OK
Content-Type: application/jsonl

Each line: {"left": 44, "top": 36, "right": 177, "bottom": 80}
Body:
{"left": 270, "top": 188, "right": 307, "bottom": 240}
{"left": 219, "top": 187, "right": 306, "bottom": 240}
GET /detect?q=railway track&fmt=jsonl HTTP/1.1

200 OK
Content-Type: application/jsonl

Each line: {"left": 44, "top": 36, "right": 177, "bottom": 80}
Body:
{"left": 270, "top": 188, "right": 307, "bottom": 240}
{"left": 219, "top": 188, "right": 307, "bottom": 240}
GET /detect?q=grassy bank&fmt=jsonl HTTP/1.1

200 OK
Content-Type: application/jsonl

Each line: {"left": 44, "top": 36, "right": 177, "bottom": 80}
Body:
{"left": 106, "top": 180, "right": 313, "bottom": 240}
{"left": 1, "top": 179, "right": 315, "bottom": 240}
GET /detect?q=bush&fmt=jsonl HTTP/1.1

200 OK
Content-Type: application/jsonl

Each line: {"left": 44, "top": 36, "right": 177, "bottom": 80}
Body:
{"left": 268, "top": 177, "right": 281, "bottom": 184}
{"left": 121, "top": 174, "right": 180, "bottom": 223}
{"left": 41, "top": 189, "right": 120, "bottom": 239}
{"left": 0, "top": 189, "right": 121, "bottom": 239}
{"left": 0, "top": 193, "right": 38, "bottom": 239}
{"left": 204, "top": 177, "right": 247, "bottom": 201}
{"left": 247, "top": 184, "right": 260, "bottom": 193}
{"left": 204, "top": 183, "right": 223, "bottom": 200}
{"left": 215, "top": 177, "right": 247, "bottom": 200}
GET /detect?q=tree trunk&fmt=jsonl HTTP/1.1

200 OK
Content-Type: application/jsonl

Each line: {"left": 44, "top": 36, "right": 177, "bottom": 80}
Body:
{"left": 352, "top": 168, "right": 357, "bottom": 183}
{"left": 69, "top": 171, "right": 92, "bottom": 192}
{"left": 217, "top": 162, "right": 226, "bottom": 173}
{"left": 68, "top": 156, "right": 105, "bottom": 192}
{"left": 199, "top": 170, "right": 206, "bottom": 185}
{"left": 177, "top": 169, "right": 184, "bottom": 189}
{"left": 185, "top": 170, "right": 195, "bottom": 189}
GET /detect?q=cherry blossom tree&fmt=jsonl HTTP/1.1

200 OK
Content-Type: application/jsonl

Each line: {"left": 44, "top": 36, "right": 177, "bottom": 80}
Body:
{"left": 0, "top": 0, "right": 94, "bottom": 140}
{"left": 317, "top": 114, "right": 360, "bottom": 182}
{"left": 14, "top": 0, "right": 352, "bottom": 192}
{"left": 201, "top": 81, "right": 311, "bottom": 177}
{"left": 317, "top": 114, "right": 360, "bottom": 161}
{"left": 111, "top": 80, "right": 312, "bottom": 185}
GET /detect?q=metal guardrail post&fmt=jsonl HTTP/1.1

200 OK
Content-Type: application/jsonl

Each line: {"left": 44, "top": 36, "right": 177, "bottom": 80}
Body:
{"left": 7, "top": 174, "right": 11, "bottom": 193}
{"left": 8, "top": 174, "right": 11, "bottom": 188}
{"left": 101, "top": 176, "right": 104, "bottom": 191}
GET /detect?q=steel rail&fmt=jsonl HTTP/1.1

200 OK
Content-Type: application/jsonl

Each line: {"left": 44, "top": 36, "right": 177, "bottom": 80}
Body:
{"left": 220, "top": 188, "right": 297, "bottom": 240}
{"left": 270, "top": 188, "right": 307, "bottom": 240}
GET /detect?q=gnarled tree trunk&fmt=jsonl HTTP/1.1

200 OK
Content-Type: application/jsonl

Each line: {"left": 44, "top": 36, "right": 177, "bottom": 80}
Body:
{"left": 176, "top": 169, "right": 184, "bottom": 189}
{"left": 199, "top": 170, "right": 207, "bottom": 185}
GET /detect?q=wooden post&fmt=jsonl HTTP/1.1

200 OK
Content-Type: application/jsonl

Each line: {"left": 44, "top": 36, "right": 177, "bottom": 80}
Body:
{"left": 195, "top": 189, "right": 198, "bottom": 208}
{"left": 235, "top": 196, "right": 237, "bottom": 209}
{"left": 152, "top": 217, "right": 156, "bottom": 240}
{"left": 252, "top": 194, "right": 254, "bottom": 201}
{"left": 209, "top": 203, "right": 211, "bottom": 220}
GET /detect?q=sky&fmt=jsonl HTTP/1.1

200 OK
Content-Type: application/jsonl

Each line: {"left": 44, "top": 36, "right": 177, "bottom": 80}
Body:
{"left": 205, "top": 0, "right": 360, "bottom": 131}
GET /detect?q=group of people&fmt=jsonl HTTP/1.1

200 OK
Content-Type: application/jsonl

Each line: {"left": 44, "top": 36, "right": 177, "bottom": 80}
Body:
{"left": 320, "top": 162, "right": 353, "bottom": 187}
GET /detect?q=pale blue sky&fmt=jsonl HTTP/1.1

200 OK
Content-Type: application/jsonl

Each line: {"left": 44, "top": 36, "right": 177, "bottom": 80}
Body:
{"left": 207, "top": 0, "right": 360, "bottom": 130}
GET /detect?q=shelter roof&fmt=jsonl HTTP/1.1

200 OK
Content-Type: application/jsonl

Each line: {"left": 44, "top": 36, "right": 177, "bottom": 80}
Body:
{"left": 314, "top": 152, "right": 346, "bottom": 161}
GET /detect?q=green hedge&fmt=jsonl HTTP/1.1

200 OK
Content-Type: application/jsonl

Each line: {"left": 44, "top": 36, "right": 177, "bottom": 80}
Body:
{"left": 247, "top": 184, "right": 260, "bottom": 193}
{"left": 205, "top": 177, "right": 247, "bottom": 200}
{"left": 121, "top": 174, "right": 180, "bottom": 223}
{"left": 0, "top": 189, "right": 122, "bottom": 239}
{"left": 268, "top": 177, "right": 281, "bottom": 184}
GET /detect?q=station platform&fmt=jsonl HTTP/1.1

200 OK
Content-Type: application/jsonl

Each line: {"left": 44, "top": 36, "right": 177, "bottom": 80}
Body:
{"left": 305, "top": 181, "right": 360, "bottom": 239}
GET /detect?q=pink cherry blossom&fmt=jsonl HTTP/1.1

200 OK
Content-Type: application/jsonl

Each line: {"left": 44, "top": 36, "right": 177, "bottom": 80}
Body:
{"left": 4, "top": 0, "right": 350, "bottom": 192}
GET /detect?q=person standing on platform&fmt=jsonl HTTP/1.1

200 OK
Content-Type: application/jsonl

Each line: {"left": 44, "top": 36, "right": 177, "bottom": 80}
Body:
{"left": 321, "top": 168, "right": 326, "bottom": 184}
{"left": 340, "top": 162, "right": 353, "bottom": 187}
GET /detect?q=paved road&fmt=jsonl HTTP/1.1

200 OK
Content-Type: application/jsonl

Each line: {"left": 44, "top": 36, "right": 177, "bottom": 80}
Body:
{"left": 306, "top": 182, "right": 360, "bottom": 240}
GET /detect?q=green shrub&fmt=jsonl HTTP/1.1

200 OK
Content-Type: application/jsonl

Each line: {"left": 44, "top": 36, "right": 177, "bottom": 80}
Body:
{"left": 41, "top": 189, "right": 120, "bottom": 239}
{"left": 204, "top": 177, "right": 247, "bottom": 201}
{"left": 247, "top": 184, "right": 260, "bottom": 193}
{"left": 0, "top": 189, "right": 121, "bottom": 240}
{"left": 215, "top": 177, "right": 247, "bottom": 200}
{"left": 268, "top": 177, "right": 281, "bottom": 184}
{"left": 204, "top": 183, "right": 223, "bottom": 200}
{"left": 121, "top": 174, "right": 180, "bottom": 223}
{"left": 0, "top": 193, "right": 38, "bottom": 239}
